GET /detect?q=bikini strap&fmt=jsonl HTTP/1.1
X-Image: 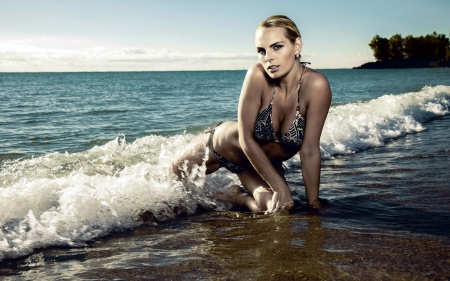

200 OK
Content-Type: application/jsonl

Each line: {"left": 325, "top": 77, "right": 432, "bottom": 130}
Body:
{"left": 297, "top": 62, "right": 309, "bottom": 112}
{"left": 206, "top": 121, "right": 224, "bottom": 148}
{"left": 270, "top": 85, "right": 276, "bottom": 105}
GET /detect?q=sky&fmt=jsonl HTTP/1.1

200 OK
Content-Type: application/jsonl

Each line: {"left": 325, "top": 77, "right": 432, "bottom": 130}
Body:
{"left": 0, "top": 0, "right": 449, "bottom": 72}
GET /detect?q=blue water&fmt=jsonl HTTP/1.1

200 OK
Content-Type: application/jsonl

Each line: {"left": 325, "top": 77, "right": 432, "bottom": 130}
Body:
{"left": 1, "top": 71, "right": 245, "bottom": 160}
{"left": 0, "top": 68, "right": 450, "bottom": 275}
{"left": 1, "top": 68, "right": 449, "bottom": 160}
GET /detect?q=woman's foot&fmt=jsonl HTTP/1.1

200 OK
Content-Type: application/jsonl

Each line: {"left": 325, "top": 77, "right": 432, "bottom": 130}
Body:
{"left": 215, "top": 185, "right": 265, "bottom": 212}
{"left": 215, "top": 185, "right": 247, "bottom": 205}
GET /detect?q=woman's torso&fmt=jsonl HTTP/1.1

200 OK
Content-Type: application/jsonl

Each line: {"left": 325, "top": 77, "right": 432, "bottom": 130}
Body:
{"left": 213, "top": 66, "right": 314, "bottom": 169}
{"left": 213, "top": 121, "right": 298, "bottom": 169}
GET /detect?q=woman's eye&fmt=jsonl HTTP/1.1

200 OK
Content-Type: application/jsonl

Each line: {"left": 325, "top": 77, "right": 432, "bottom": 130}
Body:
{"left": 274, "top": 45, "right": 283, "bottom": 50}
{"left": 257, "top": 49, "right": 266, "bottom": 55}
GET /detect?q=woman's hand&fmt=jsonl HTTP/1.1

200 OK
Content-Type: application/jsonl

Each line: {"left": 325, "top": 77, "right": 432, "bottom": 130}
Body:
{"left": 268, "top": 189, "right": 294, "bottom": 213}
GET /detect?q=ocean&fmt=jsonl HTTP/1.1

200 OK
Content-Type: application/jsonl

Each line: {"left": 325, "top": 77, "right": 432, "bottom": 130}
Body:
{"left": 1, "top": 68, "right": 450, "bottom": 280}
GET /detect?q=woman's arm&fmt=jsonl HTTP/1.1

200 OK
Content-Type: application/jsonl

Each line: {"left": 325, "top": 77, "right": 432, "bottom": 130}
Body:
{"left": 300, "top": 72, "right": 332, "bottom": 206}
{"left": 238, "top": 64, "right": 294, "bottom": 212}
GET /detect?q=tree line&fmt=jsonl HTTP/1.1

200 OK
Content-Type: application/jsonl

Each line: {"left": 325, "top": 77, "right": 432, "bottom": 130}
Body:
{"left": 369, "top": 32, "right": 450, "bottom": 62}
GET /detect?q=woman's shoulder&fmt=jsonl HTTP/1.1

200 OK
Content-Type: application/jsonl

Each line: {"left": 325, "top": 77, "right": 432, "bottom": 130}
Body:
{"left": 305, "top": 68, "right": 329, "bottom": 86}
{"left": 246, "top": 63, "right": 271, "bottom": 84}
{"left": 240, "top": 63, "right": 272, "bottom": 97}
{"left": 303, "top": 68, "right": 332, "bottom": 101}
{"left": 304, "top": 68, "right": 330, "bottom": 92}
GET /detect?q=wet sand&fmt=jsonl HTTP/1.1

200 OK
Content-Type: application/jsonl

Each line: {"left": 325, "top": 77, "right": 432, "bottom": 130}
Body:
{"left": 1, "top": 210, "right": 449, "bottom": 280}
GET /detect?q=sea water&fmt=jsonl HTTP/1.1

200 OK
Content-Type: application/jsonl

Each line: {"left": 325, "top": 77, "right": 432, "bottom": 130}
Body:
{"left": 0, "top": 68, "right": 450, "bottom": 277}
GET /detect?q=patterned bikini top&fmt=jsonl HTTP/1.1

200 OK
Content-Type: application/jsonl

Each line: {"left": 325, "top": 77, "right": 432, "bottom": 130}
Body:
{"left": 254, "top": 64, "right": 307, "bottom": 148}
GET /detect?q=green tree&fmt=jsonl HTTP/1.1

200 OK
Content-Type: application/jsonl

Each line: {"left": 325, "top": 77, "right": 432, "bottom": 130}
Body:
{"left": 446, "top": 49, "right": 450, "bottom": 61}
{"left": 403, "top": 35, "right": 419, "bottom": 59}
{"left": 444, "top": 35, "right": 450, "bottom": 61}
{"left": 447, "top": 34, "right": 450, "bottom": 61}
{"left": 405, "top": 32, "right": 448, "bottom": 59}
{"left": 369, "top": 35, "right": 389, "bottom": 61}
{"left": 431, "top": 32, "right": 449, "bottom": 60}
{"left": 371, "top": 32, "right": 450, "bottom": 61}
{"left": 388, "top": 34, "right": 403, "bottom": 60}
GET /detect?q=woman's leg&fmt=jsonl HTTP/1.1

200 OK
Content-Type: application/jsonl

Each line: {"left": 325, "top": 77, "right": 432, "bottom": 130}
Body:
{"left": 236, "top": 170, "right": 273, "bottom": 212}
{"left": 214, "top": 184, "right": 259, "bottom": 211}
{"left": 235, "top": 166, "right": 287, "bottom": 212}
{"left": 172, "top": 133, "right": 221, "bottom": 179}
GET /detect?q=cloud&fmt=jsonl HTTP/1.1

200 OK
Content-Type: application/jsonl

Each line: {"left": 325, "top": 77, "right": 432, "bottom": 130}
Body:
{"left": 122, "top": 47, "right": 148, "bottom": 55}
{"left": 0, "top": 39, "right": 259, "bottom": 71}
{"left": 0, "top": 37, "right": 318, "bottom": 71}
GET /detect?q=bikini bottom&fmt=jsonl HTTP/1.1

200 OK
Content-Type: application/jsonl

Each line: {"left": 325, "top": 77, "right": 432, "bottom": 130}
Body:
{"left": 206, "top": 121, "right": 283, "bottom": 174}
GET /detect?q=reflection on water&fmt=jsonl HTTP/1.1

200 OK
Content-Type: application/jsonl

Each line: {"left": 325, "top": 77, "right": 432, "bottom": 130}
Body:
{"left": 2, "top": 211, "right": 449, "bottom": 280}
{"left": 1, "top": 117, "right": 450, "bottom": 280}
{"left": 200, "top": 213, "right": 334, "bottom": 280}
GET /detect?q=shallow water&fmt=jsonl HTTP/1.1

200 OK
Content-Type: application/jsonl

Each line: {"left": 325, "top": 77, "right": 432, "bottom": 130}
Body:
{"left": 6, "top": 213, "right": 449, "bottom": 280}
{"left": 1, "top": 116, "right": 449, "bottom": 280}
{"left": 1, "top": 69, "right": 450, "bottom": 279}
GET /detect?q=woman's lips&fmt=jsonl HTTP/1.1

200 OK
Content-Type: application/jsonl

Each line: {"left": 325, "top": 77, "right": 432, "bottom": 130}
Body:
{"left": 268, "top": 65, "right": 279, "bottom": 73}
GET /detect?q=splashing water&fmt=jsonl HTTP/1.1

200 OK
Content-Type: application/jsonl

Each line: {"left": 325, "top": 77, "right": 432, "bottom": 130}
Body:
{"left": 1, "top": 85, "right": 449, "bottom": 261}
{"left": 0, "top": 133, "right": 235, "bottom": 261}
{"left": 320, "top": 85, "right": 450, "bottom": 158}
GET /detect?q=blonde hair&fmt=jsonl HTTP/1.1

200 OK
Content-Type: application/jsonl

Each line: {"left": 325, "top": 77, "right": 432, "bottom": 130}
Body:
{"left": 257, "top": 15, "right": 301, "bottom": 44}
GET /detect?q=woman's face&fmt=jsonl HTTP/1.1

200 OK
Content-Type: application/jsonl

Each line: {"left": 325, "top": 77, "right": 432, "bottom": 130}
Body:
{"left": 255, "top": 27, "right": 301, "bottom": 79}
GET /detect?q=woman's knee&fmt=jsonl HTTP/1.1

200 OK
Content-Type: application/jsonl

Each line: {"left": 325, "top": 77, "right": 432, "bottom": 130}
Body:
{"left": 172, "top": 158, "right": 189, "bottom": 179}
{"left": 171, "top": 147, "right": 202, "bottom": 179}
{"left": 172, "top": 138, "right": 220, "bottom": 178}
{"left": 253, "top": 186, "right": 273, "bottom": 211}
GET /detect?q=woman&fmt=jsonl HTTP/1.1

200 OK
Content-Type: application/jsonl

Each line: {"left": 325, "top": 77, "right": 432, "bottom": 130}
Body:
{"left": 172, "top": 15, "right": 331, "bottom": 213}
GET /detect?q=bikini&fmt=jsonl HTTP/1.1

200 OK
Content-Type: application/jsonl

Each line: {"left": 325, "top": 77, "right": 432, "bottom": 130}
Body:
{"left": 206, "top": 121, "right": 247, "bottom": 173}
{"left": 207, "top": 64, "right": 307, "bottom": 174}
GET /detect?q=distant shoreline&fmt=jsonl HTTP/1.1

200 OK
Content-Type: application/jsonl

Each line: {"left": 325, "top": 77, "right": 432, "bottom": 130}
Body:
{"left": 354, "top": 58, "right": 450, "bottom": 69}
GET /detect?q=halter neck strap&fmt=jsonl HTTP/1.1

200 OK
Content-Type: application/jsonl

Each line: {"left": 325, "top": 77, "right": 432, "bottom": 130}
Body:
{"left": 297, "top": 63, "right": 308, "bottom": 111}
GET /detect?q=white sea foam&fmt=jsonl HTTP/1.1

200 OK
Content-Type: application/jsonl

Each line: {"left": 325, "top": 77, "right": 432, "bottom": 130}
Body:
{"left": 320, "top": 85, "right": 450, "bottom": 158}
{"left": 1, "top": 85, "right": 449, "bottom": 261}
{"left": 0, "top": 133, "right": 233, "bottom": 261}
